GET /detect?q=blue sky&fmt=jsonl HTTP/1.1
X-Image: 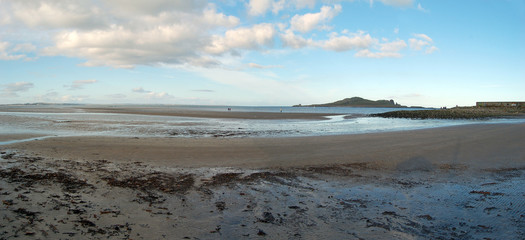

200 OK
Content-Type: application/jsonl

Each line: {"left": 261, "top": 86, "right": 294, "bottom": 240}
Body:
{"left": 1, "top": 0, "right": 524, "bottom": 107}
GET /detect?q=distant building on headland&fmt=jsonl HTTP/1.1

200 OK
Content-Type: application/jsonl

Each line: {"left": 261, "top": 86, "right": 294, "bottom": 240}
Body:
{"left": 476, "top": 102, "right": 524, "bottom": 107}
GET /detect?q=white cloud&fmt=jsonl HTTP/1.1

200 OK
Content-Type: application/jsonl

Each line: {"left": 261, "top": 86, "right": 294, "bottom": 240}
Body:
{"left": 10, "top": 1, "right": 239, "bottom": 68}
{"left": 132, "top": 87, "right": 172, "bottom": 99}
{"left": 1, "top": 82, "right": 34, "bottom": 97}
{"left": 417, "top": 3, "right": 428, "bottom": 12}
{"left": 66, "top": 79, "right": 98, "bottom": 90}
{"left": 104, "top": 0, "right": 204, "bottom": 15}
{"left": 413, "top": 33, "right": 433, "bottom": 42}
{"left": 0, "top": 42, "right": 27, "bottom": 60}
{"left": 355, "top": 39, "right": 406, "bottom": 58}
{"left": 409, "top": 33, "right": 437, "bottom": 54}
{"left": 248, "top": 0, "right": 273, "bottom": 16}
{"left": 192, "top": 89, "right": 214, "bottom": 92}
{"left": 379, "top": 39, "right": 407, "bottom": 52}
{"left": 425, "top": 46, "right": 438, "bottom": 54}
{"left": 1, "top": 0, "right": 437, "bottom": 69}
{"left": 280, "top": 30, "right": 314, "bottom": 49}
{"left": 36, "top": 3, "right": 247, "bottom": 68}
{"left": 43, "top": 23, "right": 207, "bottom": 68}
{"left": 13, "top": 43, "right": 37, "bottom": 52}
{"left": 60, "top": 94, "right": 88, "bottom": 102}
{"left": 282, "top": 29, "right": 417, "bottom": 59}
{"left": 34, "top": 91, "right": 59, "bottom": 102}
{"left": 205, "top": 23, "right": 276, "bottom": 55}
{"left": 132, "top": 87, "right": 151, "bottom": 93}
{"left": 290, "top": 5, "right": 342, "bottom": 33}
{"left": 371, "top": 0, "right": 414, "bottom": 7}
{"left": 409, "top": 38, "right": 429, "bottom": 50}
{"left": 202, "top": 6, "right": 240, "bottom": 27}
{"left": 272, "top": 0, "right": 287, "bottom": 14}
{"left": 0, "top": 8, "right": 10, "bottom": 25}
{"left": 280, "top": 29, "right": 423, "bottom": 59}
{"left": 247, "top": 0, "right": 315, "bottom": 16}
{"left": 248, "top": 63, "right": 284, "bottom": 69}
{"left": 322, "top": 31, "right": 375, "bottom": 52}
{"left": 146, "top": 91, "right": 173, "bottom": 99}
{"left": 292, "top": 0, "right": 316, "bottom": 9}
{"left": 4, "top": 82, "right": 34, "bottom": 92}
{"left": 355, "top": 49, "right": 402, "bottom": 58}
{"left": 10, "top": 0, "right": 104, "bottom": 29}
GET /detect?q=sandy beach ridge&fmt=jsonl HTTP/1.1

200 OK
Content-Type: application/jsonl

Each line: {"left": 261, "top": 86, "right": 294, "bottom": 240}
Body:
{"left": 0, "top": 104, "right": 335, "bottom": 120}
{"left": 4, "top": 123, "right": 524, "bottom": 170}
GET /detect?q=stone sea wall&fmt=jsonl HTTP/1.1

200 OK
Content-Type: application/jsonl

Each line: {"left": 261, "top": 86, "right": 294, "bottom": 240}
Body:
{"left": 476, "top": 102, "right": 524, "bottom": 107}
{"left": 372, "top": 107, "right": 525, "bottom": 120}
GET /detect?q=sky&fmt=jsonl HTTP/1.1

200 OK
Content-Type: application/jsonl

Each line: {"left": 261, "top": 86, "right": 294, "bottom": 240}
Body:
{"left": 0, "top": 0, "right": 524, "bottom": 108}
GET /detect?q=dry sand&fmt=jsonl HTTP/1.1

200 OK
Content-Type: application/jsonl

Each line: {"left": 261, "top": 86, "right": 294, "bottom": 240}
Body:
{"left": 1, "top": 108, "right": 525, "bottom": 239}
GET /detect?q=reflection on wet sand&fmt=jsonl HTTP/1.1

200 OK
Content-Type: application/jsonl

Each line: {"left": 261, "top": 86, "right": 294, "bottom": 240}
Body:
{"left": 1, "top": 152, "right": 524, "bottom": 239}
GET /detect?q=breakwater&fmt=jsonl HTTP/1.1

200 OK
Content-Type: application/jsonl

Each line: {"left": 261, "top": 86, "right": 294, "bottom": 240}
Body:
{"left": 372, "top": 107, "right": 525, "bottom": 120}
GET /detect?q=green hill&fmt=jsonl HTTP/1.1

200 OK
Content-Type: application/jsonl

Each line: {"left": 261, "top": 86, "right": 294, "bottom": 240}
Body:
{"left": 293, "top": 97, "right": 405, "bottom": 108}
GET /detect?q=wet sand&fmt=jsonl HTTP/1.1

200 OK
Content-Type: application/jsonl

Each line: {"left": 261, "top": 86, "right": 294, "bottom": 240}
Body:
{"left": 0, "top": 105, "right": 334, "bottom": 120}
{"left": 1, "top": 106, "right": 525, "bottom": 239}
{"left": 82, "top": 106, "right": 336, "bottom": 120}
{"left": 0, "top": 134, "right": 46, "bottom": 143}
{"left": 1, "top": 149, "right": 524, "bottom": 239}
{"left": 5, "top": 123, "right": 525, "bottom": 169}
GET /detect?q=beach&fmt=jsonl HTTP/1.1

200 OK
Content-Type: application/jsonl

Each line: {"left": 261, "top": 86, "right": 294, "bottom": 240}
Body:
{"left": 3, "top": 0, "right": 524, "bottom": 238}
{"left": 0, "top": 105, "right": 336, "bottom": 120}
{"left": 1, "top": 107, "right": 525, "bottom": 239}
{"left": 4, "top": 123, "right": 525, "bottom": 169}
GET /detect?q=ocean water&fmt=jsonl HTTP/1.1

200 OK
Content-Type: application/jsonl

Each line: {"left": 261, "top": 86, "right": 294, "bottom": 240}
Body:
{"left": 1, "top": 106, "right": 524, "bottom": 139}
{"left": 156, "top": 105, "right": 408, "bottom": 115}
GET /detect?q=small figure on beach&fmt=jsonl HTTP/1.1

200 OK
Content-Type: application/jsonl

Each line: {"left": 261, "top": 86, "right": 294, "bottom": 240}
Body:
{"left": 280, "top": 108, "right": 282, "bottom": 113}
{"left": 228, "top": 108, "right": 231, "bottom": 111}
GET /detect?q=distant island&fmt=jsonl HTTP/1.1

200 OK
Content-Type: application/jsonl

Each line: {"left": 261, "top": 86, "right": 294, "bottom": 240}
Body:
{"left": 293, "top": 97, "right": 408, "bottom": 108}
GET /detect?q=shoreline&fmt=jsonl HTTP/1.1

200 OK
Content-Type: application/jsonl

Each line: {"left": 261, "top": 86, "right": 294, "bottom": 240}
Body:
{"left": 1, "top": 128, "right": 524, "bottom": 239}
{"left": 3, "top": 104, "right": 525, "bottom": 121}
{"left": 4, "top": 123, "right": 525, "bottom": 169}
{"left": 2, "top": 106, "right": 525, "bottom": 239}
{"left": 0, "top": 105, "right": 336, "bottom": 120}
{"left": 80, "top": 107, "right": 336, "bottom": 120}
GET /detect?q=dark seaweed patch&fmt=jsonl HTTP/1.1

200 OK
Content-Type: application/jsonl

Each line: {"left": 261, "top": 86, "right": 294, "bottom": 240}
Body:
{"left": 103, "top": 172, "right": 194, "bottom": 194}
{"left": 0, "top": 168, "right": 91, "bottom": 193}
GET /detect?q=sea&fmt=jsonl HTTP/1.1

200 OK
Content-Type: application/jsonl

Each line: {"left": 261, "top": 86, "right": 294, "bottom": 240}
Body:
{"left": 1, "top": 105, "right": 524, "bottom": 141}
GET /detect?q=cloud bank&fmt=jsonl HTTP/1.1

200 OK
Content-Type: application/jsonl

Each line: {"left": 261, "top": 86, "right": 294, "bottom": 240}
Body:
{"left": 1, "top": 0, "right": 436, "bottom": 68}
{"left": 66, "top": 79, "right": 98, "bottom": 90}
{"left": 132, "top": 87, "right": 173, "bottom": 99}
{"left": 1, "top": 82, "right": 34, "bottom": 97}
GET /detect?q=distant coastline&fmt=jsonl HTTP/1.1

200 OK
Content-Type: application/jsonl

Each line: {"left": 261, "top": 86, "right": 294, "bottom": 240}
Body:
{"left": 293, "top": 97, "right": 420, "bottom": 108}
